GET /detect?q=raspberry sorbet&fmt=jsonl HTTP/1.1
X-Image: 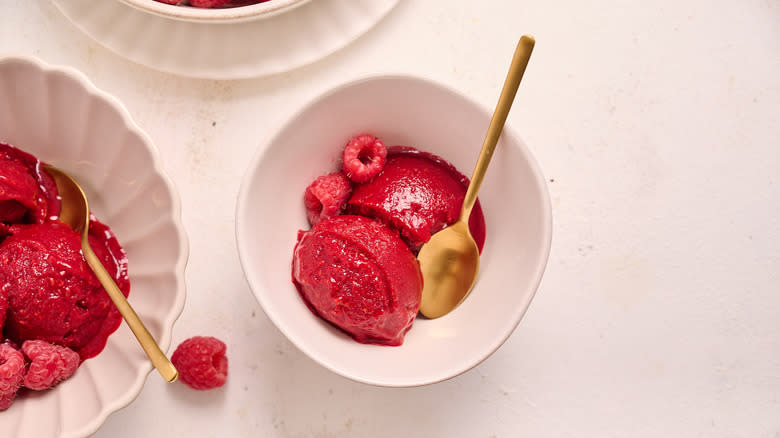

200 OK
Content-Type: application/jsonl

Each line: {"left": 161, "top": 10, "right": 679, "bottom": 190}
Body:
{"left": 347, "top": 146, "right": 486, "bottom": 252}
{"left": 293, "top": 215, "right": 423, "bottom": 346}
{"left": 0, "top": 142, "right": 130, "bottom": 409}
{"left": 292, "top": 135, "right": 487, "bottom": 346}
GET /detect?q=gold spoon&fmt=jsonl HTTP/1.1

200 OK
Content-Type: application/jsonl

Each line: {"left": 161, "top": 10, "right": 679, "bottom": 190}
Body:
{"left": 417, "top": 36, "right": 535, "bottom": 319}
{"left": 43, "top": 164, "right": 178, "bottom": 382}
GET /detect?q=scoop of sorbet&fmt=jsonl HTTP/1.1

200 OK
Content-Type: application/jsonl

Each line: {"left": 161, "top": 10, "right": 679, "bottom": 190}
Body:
{"left": 347, "top": 146, "right": 486, "bottom": 253}
{"left": 0, "top": 143, "right": 59, "bottom": 224}
{"left": 0, "top": 221, "right": 129, "bottom": 360}
{"left": 292, "top": 215, "right": 423, "bottom": 346}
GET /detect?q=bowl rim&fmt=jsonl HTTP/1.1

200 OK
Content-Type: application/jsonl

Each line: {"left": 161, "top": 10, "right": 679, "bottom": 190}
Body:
{"left": 235, "top": 73, "right": 552, "bottom": 387}
{"left": 117, "top": 0, "right": 311, "bottom": 23}
{"left": 0, "top": 54, "right": 189, "bottom": 437}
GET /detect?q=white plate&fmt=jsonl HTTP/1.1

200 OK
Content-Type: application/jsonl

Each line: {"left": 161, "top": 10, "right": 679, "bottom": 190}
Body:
{"left": 0, "top": 55, "right": 187, "bottom": 438}
{"left": 52, "top": 0, "right": 399, "bottom": 80}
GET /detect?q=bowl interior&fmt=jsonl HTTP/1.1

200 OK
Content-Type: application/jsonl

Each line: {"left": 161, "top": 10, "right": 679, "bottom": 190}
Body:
{"left": 119, "top": 0, "right": 311, "bottom": 23}
{"left": 237, "top": 75, "right": 551, "bottom": 386}
{"left": 0, "top": 56, "right": 186, "bottom": 437}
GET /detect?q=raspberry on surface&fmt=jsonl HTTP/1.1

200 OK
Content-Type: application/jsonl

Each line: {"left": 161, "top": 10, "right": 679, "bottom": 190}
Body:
{"left": 0, "top": 343, "right": 25, "bottom": 410}
{"left": 154, "top": 0, "right": 181, "bottom": 4}
{"left": 21, "top": 340, "right": 80, "bottom": 391}
{"left": 303, "top": 172, "right": 352, "bottom": 226}
{"left": 342, "top": 134, "right": 388, "bottom": 183}
{"left": 171, "top": 336, "right": 228, "bottom": 390}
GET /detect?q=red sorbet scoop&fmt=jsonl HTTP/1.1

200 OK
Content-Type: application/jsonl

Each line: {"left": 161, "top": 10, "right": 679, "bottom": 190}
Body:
{"left": 292, "top": 215, "right": 423, "bottom": 346}
{"left": 347, "top": 146, "right": 486, "bottom": 253}
{"left": 0, "top": 143, "right": 59, "bottom": 224}
{"left": 0, "top": 221, "right": 130, "bottom": 361}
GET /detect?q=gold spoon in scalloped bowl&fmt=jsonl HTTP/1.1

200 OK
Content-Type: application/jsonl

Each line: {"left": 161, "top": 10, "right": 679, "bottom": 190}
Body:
{"left": 417, "top": 36, "right": 535, "bottom": 319}
{"left": 43, "top": 164, "right": 178, "bottom": 383}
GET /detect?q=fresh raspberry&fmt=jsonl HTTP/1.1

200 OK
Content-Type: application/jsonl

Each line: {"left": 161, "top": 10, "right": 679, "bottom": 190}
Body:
{"left": 342, "top": 134, "right": 388, "bottom": 183}
{"left": 0, "top": 343, "right": 24, "bottom": 410}
{"left": 303, "top": 172, "right": 352, "bottom": 225}
{"left": 21, "top": 340, "right": 80, "bottom": 391}
{"left": 189, "top": 0, "right": 231, "bottom": 7}
{"left": 171, "top": 336, "right": 228, "bottom": 390}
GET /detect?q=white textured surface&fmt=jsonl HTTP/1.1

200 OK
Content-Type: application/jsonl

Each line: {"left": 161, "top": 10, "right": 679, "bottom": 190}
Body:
{"left": 2, "top": 0, "right": 779, "bottom": 437}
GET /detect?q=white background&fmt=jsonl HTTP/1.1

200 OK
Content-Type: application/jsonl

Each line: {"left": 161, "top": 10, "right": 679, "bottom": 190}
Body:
{"left": 1, "top": 0, "right": 779, "bottom": 437}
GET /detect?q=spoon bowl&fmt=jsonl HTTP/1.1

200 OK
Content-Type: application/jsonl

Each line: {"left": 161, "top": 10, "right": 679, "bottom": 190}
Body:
{"left": 43, "top": 164, "right": 178, "bottom": 383}
{"left": 418, "top": 221, "right": 479, "bottom": 318}
{"left": 417, "top": 36, "right": 535, "bottom": 319}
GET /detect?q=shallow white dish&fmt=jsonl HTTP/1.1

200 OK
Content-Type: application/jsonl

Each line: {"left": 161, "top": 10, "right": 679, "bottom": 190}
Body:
{"left": 0, "top": 56, "right": 187, "bottom": 438}
{"left": 236, "top": 75, "right": 552, "bottom": 387}
{"left": 119, "top": 0, "right": 311, "bottom": 23}
{"left": 53, "top": 0, "right": 399, "bottom": 80}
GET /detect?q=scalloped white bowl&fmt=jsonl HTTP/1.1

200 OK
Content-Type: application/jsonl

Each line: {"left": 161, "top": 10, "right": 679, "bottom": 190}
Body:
{"left": 119, "top": 0, "right": 311, "bottom": 23}
{"left": 0, "top": 56, "right": 187, "bottom": 438}
{"left": 236, "top": 75, "right": 552, "bottom": 387}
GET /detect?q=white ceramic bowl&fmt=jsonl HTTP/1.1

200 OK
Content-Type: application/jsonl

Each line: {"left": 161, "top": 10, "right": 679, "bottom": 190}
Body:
{"left": 0, "top": 56, "right": 187, "bottom": 437}
{"left": 118, "top": 0, "right": 311, "bottom": 23}
{"left": 236, "top": 75, "right": 552, "bottom": 387}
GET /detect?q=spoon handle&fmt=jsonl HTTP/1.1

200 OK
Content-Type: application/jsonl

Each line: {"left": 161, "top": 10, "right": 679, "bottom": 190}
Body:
{"left": 461, "top": 36, "right": 535, "bottom": 219}
{"left": 81, "top": 239, "right": 179, "bottom": 383}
